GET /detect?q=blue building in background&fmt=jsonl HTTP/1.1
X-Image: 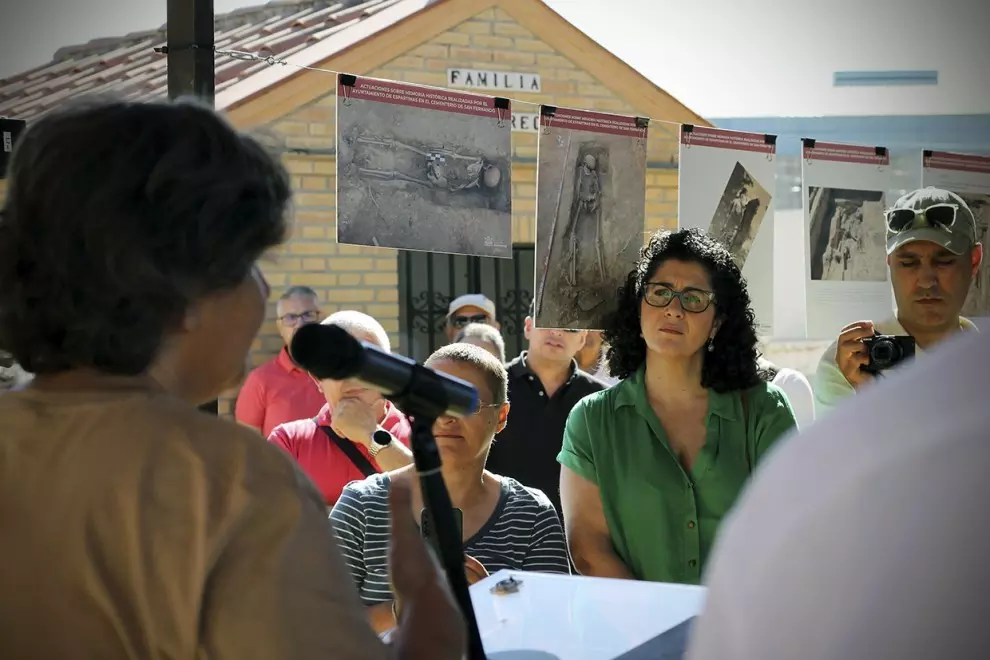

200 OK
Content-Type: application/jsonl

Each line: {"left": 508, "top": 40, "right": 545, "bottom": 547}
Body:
{"left": 709, "top": 114, "right": 990, "bottom": 210}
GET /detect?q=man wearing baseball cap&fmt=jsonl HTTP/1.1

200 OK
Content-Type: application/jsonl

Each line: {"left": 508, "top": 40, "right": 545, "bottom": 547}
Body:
{"left": 444, "top": 293, "right": 500, "bottom": 343}
{"left": 814, "top": 187, "right": 982, "bottom": 417}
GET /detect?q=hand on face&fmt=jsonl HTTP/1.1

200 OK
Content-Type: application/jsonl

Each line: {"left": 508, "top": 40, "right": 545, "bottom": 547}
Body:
{"left": 330, "top": 395, "right": 386, "bottom": 444}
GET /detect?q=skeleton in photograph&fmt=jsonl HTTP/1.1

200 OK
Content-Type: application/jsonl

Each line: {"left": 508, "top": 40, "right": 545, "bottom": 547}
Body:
{"left": 563, "top": 150, "right": 606, "bottom": 285}
{"left": 349, "top": 133, "right": 505, "bottom": 205}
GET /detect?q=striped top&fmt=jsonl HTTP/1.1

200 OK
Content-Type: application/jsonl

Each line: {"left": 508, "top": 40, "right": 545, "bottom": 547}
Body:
{"left": 330, "top": 473, "right": 571, "bottom": 606}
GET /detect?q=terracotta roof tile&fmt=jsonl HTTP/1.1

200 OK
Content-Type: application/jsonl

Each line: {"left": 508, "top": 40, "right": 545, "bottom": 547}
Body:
{"left": 0, "top": 0, "right": 417, "bottom": 122}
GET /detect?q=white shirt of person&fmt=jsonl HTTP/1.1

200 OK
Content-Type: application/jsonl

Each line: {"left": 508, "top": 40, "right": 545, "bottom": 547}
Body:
{"left": 768, "top": 367, "right": 814, "bottom": 429}
{"left": 686, "top": 328, "right": 989, "bottom": 660}
{"left": 813, "top": 315, "right": 977, "bottom": 418}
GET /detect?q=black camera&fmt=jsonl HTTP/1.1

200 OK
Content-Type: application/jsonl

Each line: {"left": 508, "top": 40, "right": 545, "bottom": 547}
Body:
{"left": 862, "top": 334, "right": 916, "bottom": 375}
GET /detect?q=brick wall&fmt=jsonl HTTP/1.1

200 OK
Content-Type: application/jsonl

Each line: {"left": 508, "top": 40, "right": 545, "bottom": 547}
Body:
{"left": 367, "top": 7, "right": 681, "bottom": 244}
{"left": 222, "top": 6, "right": 685, "bottom": 415}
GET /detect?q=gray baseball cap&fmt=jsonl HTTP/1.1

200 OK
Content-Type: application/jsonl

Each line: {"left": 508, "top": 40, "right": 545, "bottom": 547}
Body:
{"left": 886, "top": 187, "right": 978, "bottom": 256}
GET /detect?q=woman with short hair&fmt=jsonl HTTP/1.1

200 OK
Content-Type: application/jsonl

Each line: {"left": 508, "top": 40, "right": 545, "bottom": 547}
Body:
{"left": 332, "top": 343, "right": 571, "bottom": 634}
{"left": 0, "top": 98, "right": 463, "bottom": 659}
{"left": 559, "top": 228, "right": 797, "bottom": 584}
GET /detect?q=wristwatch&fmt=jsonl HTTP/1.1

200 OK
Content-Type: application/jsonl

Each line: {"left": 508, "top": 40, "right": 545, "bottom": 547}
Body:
{"left": 369, "top": 428, "right": 394, "bottom": 458}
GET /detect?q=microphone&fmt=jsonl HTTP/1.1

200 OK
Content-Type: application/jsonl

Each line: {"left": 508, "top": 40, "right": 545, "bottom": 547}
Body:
{"left": 289, "top": 323, "right": 479, "bottom": 418}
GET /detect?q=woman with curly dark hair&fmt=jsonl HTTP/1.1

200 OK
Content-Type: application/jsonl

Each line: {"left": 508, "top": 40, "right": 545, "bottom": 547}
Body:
{"left": 557, "top": 228, "right": 796, "bottom": 584}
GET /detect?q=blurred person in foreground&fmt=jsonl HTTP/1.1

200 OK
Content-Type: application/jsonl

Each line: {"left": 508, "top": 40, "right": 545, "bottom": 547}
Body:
{"left": 687, "top": 326, "right": 989, "bottom": 660}
{"left": 332, "top": 343, "right": 571, "bottom": 635}
{"left": 0, "top": 98, "right": 463, "bottom": 660}
{"left": 559, "top": 229, "right": 796, "bottom": 583}
{"left": 269, "top": 310, "right": 414, "bottom": 506}
{"left": 814, "top": 187, "right": 981, "bottom": 417}
{"left": 453, "top": 322, "right": 506, "bottom": 363}
{"left": 235, "top": 284, "right": 325, "bottom": 436}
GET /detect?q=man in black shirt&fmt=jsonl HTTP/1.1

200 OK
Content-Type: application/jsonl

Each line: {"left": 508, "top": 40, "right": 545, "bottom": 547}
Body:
{"left": 486, "top": 305, "right": 605, "bottom": 517}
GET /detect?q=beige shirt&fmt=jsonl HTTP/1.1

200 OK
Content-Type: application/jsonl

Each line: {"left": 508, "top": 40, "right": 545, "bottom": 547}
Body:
{"left": 0, "top": 384, "right": 386, "bottom": 659}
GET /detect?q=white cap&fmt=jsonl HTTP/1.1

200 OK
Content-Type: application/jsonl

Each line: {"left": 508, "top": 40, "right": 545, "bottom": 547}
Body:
{"left": 447, "top": 294, "right": 496, "bottom": 319}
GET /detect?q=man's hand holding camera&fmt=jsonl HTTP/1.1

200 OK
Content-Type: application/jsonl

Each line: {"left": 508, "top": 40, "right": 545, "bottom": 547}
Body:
{"left": 836, "top": 321, "right": 876, "bottom": 389}
{"left": 331, "top": 396, "right": 387, "bottom": 446}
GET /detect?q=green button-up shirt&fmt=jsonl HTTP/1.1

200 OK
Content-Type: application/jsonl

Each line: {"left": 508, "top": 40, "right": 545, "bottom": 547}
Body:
{"left": 557, "top": 365, "right": 797, "bottom": 584}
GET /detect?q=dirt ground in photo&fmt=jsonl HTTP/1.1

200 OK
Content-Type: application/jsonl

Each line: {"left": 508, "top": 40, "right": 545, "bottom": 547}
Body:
{"left": 808, "top": 186, "right": 887, "bottom": 282}
{"left": 336, "top": 97, "right": 512, "bottom": 258}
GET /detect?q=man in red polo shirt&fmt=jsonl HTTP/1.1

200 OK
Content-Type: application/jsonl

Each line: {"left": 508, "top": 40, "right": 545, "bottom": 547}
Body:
{"left": 235, "top": 285, "right": 326, "bottom": 437}
{"left": 268, "top": 310, "right": 414, "bottom": 506}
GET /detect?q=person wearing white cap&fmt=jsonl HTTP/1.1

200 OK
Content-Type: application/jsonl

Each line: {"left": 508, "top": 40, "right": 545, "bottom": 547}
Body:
{"left": 444, "top": 293, "right": 500, "bottom": 343}
{"left": 813, "top": 187, "right": 982, "bottom": 418}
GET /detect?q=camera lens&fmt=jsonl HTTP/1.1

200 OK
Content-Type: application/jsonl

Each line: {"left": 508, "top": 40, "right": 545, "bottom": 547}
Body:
{"left": 870, "top": 340, "right": 898, "bottom": 367}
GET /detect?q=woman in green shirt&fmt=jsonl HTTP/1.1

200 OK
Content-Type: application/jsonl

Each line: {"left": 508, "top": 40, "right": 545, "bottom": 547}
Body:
{"left": 557, "top": 228, "right": 797, "bottom": 584}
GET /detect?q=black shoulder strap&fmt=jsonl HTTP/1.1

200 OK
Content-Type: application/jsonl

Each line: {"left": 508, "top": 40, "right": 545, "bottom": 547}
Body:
{"left": 316, "top": 421, "right": 378, "bottom": 478}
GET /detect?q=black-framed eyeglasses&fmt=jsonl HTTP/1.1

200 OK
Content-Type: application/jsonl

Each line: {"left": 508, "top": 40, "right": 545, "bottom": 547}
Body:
{"left": 449, "top": 314, "right": 490, "bottom": 329}
{"left": 642, "top": 283, "right": 715, "bottom": 314}
{"left": 885, "top": 204, "right": 959, "bottom": 234}
{"left": 278, "top": 310, "right": 322, "bottom": 327}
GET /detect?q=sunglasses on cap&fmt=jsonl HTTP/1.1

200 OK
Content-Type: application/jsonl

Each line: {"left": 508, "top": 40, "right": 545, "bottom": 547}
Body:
{"left": 885, "top": 203, "right": 959, "bottom": 234}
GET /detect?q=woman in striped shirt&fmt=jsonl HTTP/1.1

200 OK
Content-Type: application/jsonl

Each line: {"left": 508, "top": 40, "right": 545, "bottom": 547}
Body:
{"left": 331, "top": 343, "right": 571, "bottom": 634}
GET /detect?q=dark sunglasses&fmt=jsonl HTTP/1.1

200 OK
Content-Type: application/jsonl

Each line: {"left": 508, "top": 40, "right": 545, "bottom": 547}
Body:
{"left": 885, "top": 204, "right": 959, "bottom": 233}
{"left": 449, "top": 314, "right": 490, "bottom": 328}
{"left": 643, "top": 283, "right": 715, "bottom": 314}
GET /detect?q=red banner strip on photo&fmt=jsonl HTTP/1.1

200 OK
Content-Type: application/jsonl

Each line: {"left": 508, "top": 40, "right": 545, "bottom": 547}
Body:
{"left": 338, "top": 76, "right": 509, "bottom": 120}
{"left": 803, "top": 140, "right": 890, "bottom": 166}
{"left": 679, "top": 126, "right": 774, "bottom": 155}
{"left": 923, "top": 150, "right": 990, "bottom": 175}
{"left": 545, "top": 107, "right": 647, "bottom": 139}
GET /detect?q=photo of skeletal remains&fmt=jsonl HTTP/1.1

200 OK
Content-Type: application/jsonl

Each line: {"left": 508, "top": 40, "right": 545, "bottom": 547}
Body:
{"left": 960, "top": 193, "right": 990, "bottom": 317}
{"left": 336, "top": 90, "right": 512, "bottom": 258}
{"left": 808, "top": 186, "right": 887, "bottom": 282}
{"left": 707, "top": 161, "right": 772, "bottom": 268}
{"left": 535, "top": 121, "right": 646, "bottom": 330}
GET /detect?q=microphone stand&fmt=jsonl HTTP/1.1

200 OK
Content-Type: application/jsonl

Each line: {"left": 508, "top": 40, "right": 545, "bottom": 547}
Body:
{"left": 388, "top": 367, "right": 487, "bottom": 660}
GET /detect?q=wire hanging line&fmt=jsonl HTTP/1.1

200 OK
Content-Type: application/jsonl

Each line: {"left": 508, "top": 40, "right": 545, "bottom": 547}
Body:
{"left": 155, "top": 43, "right": 555, "bottom": 111}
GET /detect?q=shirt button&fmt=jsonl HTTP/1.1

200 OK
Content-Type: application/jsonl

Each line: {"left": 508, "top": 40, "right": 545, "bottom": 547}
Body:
{"left": 687, "top": 520, "right": 696, "bottom": 529}
{"left": 688, "top": 559, "right": 698, "bottom": 568}
{"left": 538, "top": 391, "right": 545, "bottom": 397}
